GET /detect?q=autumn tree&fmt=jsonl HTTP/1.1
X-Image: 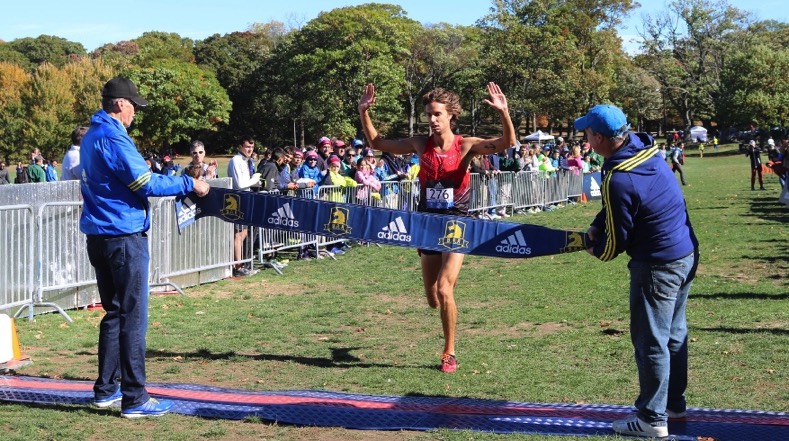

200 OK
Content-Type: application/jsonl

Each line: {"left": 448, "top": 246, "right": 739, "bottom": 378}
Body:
{"left": 21, "top": 63, "right": 77, "bottom": 159}
{"left": 0, "top": 63, "right": 31, "bottom": 163}
{"left": 91, "top": 40, "right": 139, "bottom": 71}
{"left": 64, "top": 57, "right": 116, "bottom": 126}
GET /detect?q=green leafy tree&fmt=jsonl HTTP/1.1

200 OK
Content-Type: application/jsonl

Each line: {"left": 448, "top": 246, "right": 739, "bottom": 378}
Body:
{"left": 0, "top": 42, "right": 33, "bottom": 71}
{"left": 403, "top": 24, "right": 481, "bottom": 136}
{"left": 194, "top": 24, "right": 289, "bottom": 148}
{"left": 8, "top": 35, "right": 86, "bottom": 69}
{"left": 638, "top": 0, "right": 749, "bottom": 133}
{"left": 21, "top": 63, "right": 77, "bottom": 159}
{"left": 610, "top": 63, "right": 663, "bottom": 132}
{"left": 124, "top": 62, "right": 231, "bottom": 151}
{"left": 263, "top": 3, "right": 418, "bottom": 145}
{"left": 718, "top": 44, "right": 789, "bottom": 128}
{"left": 0, "top": 63, "right": 31, "bottom": 163}
{"left": 478, "top": 0, "right": 633, "bottom": 137}
{"left": 131, "top": 32, "right": 195, "bottom": 68}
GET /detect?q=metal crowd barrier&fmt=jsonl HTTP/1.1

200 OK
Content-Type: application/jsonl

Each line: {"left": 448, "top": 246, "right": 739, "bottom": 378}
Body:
{"left": 1, "top": 171, "right": 590, "bottom": 319}
{"left": 0, "top": 205, "right": 35, "bottom": 317}
{"left": 511, "top": 171, "right": 545, "bottom": 211}
{"left": 0, "top": 179, "right": 238, "bottom": 320}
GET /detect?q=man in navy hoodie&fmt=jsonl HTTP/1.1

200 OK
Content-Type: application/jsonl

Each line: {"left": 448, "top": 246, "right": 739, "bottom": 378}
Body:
{"left": 577, "top": 105, "right": 699, "bottom": 438}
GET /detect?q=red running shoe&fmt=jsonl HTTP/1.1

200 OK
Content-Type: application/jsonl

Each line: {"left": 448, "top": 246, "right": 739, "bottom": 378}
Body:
{"left": 440, "top": 353, "right": 457, "bottom": 373}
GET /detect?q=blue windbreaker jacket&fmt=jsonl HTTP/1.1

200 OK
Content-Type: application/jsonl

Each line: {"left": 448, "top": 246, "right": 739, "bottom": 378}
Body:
{"left": 80, "top": 110, "right": 194, "bottom": 235}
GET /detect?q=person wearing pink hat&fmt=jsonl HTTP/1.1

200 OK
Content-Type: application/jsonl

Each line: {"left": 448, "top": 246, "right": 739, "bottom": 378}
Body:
{"left": 359, "top": 81, "right": 516, "bottom": 374}
{"left": 316, "top": 137, "right": 333, "bottom": 164}
{"left": 298, "top": 150, "right": 325, "bottom": 185}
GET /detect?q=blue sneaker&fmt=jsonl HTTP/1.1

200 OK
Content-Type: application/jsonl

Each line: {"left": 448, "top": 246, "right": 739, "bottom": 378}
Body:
{"left": 93, "top": 387, "right": 122, "bottom": 408}
{"left": 121, "top": 397, "right": 173, "bottom": 418}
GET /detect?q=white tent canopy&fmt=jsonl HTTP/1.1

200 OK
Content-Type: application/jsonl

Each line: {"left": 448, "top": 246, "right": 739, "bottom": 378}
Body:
{"left": 523, "top": 130, "right": 555, "bottom": 142}
{"left": 689, "top": 125, "right": 708, "bottom": 142}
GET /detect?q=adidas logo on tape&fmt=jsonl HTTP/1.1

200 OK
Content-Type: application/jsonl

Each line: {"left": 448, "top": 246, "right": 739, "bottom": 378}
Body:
{"left": 378, "top": 217, "right": 411, "bottom": 242}
{"left": 496, "top": 230, "right": 532, "bottom": 255}
{"left": 268, "top": 203, "right": 299, "bottom": 227}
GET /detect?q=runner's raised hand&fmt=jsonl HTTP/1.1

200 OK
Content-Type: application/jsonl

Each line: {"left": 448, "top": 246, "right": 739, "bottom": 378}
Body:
{"left": 359, "top": 83, "right": 376, "bottom": 113}
{"left": 483, "top": 82, "right": 508, "bottom": 112}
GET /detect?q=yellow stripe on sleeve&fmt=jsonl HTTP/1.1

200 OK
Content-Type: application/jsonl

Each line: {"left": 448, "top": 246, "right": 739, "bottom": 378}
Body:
{"left": 599, "top": 147, "right": 658, "bottom": 261}
{"left": 128, "top": 171, "right": 152, "bottom": 192}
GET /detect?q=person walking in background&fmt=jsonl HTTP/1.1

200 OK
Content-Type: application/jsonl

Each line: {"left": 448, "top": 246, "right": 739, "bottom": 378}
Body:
{"left": 227, "top": 135, "right": 261, "bottom": 277}
{"left": 359, "top": 81, "right": 516, "bottom": 373}
{"left": 670, "top": 143, "right": 687, "bottom": 186}
{"left": 0, "top": 161, "right": 9, "bottom": 185}
{"left": 61, "top": 126, "right": 87, "bottom": 181}
{"left": 80, "top": 76, "right": 210, "bottom": 418}
{"left": 577, "top": 104, "right": 699, "bottom": 439}
{"left": 745, "top": 140, "right": 765, "bottom": 191}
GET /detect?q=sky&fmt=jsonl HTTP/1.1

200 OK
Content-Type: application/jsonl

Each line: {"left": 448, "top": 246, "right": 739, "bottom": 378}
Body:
{"left": 2, "top": 0, "right": 787, "bottom": 54}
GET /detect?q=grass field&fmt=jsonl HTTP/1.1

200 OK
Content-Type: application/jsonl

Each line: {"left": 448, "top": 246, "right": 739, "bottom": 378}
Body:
{"left": 2, "top": 144, "right": 787, "bottom": 441}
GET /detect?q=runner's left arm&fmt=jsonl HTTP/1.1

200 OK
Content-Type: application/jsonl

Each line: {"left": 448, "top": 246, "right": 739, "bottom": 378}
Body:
{"left": 467, "top": 82, "right": 517, "bottom": 156}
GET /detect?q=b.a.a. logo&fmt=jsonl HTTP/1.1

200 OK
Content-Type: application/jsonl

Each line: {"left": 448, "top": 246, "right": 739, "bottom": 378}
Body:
{"left": 220, "top": 193, "right": 243, "bottom": 221}
{"left": 438, "top": 220, "right": 468, "bottom": 250}
{"left": 324, "top": 207, "right": 352, "bottom": 235}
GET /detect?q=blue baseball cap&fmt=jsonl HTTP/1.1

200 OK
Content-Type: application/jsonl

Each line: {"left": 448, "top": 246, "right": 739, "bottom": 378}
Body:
{"left": 574, "top": 104, "right": 629, "bottom": 137}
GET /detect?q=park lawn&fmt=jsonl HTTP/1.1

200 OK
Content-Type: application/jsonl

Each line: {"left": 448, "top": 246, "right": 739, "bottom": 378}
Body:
{"left": 2, "top": 144, "right": 786, "bottom": 441}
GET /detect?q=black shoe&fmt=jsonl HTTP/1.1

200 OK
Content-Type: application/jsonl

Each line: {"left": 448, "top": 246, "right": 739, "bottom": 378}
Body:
{"left": 233, "top": 267, "right": 258, "bottom": 277}
{"left": 760, "top": 187, "right": 766, "bottom": 190}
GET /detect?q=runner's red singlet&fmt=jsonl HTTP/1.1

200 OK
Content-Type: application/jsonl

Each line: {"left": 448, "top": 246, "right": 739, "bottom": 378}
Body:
{"left": 418, "top": 135, "right": 470, "bottom": 215}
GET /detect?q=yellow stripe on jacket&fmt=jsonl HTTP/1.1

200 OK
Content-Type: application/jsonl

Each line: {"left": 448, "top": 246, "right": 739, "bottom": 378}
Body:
{"left": 128, "top": 171, "right": 152, "bottom": 192}
{"left": 600, "top": 147, "right": 658, "bottom": 261}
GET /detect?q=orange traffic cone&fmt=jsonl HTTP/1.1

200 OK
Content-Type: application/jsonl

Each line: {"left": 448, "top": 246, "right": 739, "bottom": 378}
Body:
{"left": 580, "top": 192, "right": 588, "bottom": 203}
{"left": 10, "top": 318, "right": 22, "bottom": 360}
{"left": 0, "top": 314, "right": 30, "bottom": 370}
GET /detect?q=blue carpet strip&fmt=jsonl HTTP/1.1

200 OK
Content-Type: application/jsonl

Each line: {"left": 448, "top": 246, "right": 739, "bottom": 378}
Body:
{"left": 1, "top": 376, "right": 786, "bottom": 440}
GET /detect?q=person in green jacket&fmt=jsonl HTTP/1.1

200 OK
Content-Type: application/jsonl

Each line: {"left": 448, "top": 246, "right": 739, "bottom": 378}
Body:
{"left": 28, "top": 155, "right": 47, "bottom": 182}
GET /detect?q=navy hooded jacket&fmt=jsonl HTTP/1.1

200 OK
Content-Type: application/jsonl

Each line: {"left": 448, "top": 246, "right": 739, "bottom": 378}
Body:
{"left": 590, "top": 132, "right": 698, "bottom": 262}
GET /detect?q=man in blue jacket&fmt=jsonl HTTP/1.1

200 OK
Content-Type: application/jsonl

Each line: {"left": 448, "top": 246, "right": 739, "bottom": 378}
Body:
{"left": 80, "top": 77, "right": 210, "bottom": 418}
{"left": 577, "top": 105, "right": 699, "bottom": 438}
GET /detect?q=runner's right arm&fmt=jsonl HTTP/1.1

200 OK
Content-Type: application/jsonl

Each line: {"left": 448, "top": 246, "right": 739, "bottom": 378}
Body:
{"left": 359, "top": 83, "right": 423, "bottom": 155}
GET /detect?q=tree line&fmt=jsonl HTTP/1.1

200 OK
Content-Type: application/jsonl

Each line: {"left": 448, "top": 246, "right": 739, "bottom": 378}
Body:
{"left": 0, "top": 0, "right": 787, "bottom": 163}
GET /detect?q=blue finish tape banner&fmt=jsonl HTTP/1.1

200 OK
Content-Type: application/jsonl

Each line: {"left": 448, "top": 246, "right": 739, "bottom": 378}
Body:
{"left": 175, "top": 188, "right": 591, "bottom": 258}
